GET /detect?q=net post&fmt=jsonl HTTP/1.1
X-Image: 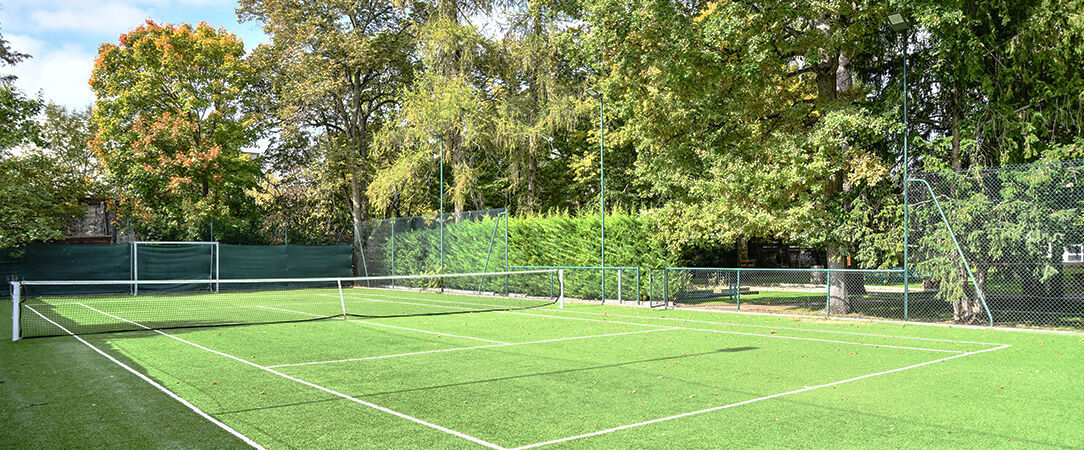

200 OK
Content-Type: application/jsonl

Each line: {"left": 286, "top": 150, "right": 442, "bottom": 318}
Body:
{"left": 132, "top": 241, "right": 139, "bottom": 296}
{"left": 338, "top": 279, "right": 347, "bottom": 319}
{"left": 735, "top": 269, "right": 741, "bottom": 311}
{"left": 214, "top": 242, "right": 220, "bottom": 293}
{"left": 558, "top": 269, "right": 565, "bottom": 308}
{"left": 617, "top": 269, "right": 623, "bottom": 304}
{"left": 11, "top": 281, "right": 20, "bottom": 341}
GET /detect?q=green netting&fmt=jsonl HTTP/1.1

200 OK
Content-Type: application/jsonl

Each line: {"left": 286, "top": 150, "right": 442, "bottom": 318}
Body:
{"left": 218, "top": 244, "right": 352, "bottom": 278}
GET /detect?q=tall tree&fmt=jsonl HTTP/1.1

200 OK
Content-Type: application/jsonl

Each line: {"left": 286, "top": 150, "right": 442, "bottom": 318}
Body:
{"left": 239, "top": 0, "right": 419, "bottom": 273}
{"left": 582, "top": 0, "right": 898, "bottom": 312}
{"left": 89, "top": 21, "right": 262, "bottom": 242}
{"left": 0, "top": 34, "right": 86, "bottom": 247}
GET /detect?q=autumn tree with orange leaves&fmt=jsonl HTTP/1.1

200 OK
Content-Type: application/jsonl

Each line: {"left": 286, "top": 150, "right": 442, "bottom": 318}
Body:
{"left": 90, "top": 20, "right": 261, "bottom": 241}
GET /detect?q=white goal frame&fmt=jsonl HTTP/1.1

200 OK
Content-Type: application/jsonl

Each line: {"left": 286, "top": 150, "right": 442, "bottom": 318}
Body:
{"left": 131, "top": 241, "right": 219, "bottom": 295}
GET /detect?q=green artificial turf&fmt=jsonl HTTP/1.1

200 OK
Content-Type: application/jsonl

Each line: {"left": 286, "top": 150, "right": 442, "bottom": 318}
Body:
{"left": 3, "top": 289, "right": 1083, "bottom": 448}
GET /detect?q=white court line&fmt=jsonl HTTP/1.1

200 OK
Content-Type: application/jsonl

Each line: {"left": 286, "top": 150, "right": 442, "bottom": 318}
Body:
{"left": 24, "top": 305, "right": 264, "bottom": 449}
{"left": 344, "top": 290, "right": 1001, "bottom": 347}
{"left": 268, "top": 328, "right": 676, "bottom": 368}
{"left": 533, "top": 308, "right": 1005, "bottom": 346}
{"left": 501, "top": 311, "right": 966, "bottom": 354}
{"left": 513, "top": 343, "right": 1013, "bottom": 449}
{"left": 335, "top": 293, "right": 968, "bottom": 353}
{"left": 75, "top": 303, "right": 507, "bottom": 450}
{"left": 255, "top": 305, "right": 509, "bottom": 344}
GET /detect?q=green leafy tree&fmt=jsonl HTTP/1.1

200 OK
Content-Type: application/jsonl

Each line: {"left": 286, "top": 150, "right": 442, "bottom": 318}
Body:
{"left": 581, "top": 0, "right": 898, "bottom": 312}
{"left": 89, "top": 20, "right": 262, "bottom": 242}
{"left": 239, "top": 0, "right": 419, "bottom": 271}
{"left": 0, "top": 33, "right": 87, "bottom": 247}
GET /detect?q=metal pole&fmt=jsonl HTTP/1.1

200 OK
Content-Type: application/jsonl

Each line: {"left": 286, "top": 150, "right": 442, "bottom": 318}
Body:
{"left": 599, "top": 95, "right": 606, "bottom": 302}
{"left": 908, "top": 178, "right": 994, "bottom": 326}
{"left": 902, "top": 30, "right": 910, "bottom": 322}
{"left": 558, "top": 269, "right": 565, "bottom": 308}
{"left": 617, "top": 269, "right": 622, "bottom": 304}
{"left": 390, "top": 220, "right": 395, "bottom": 287}
{"left": 504, "top": 211, "right": 509, "bottom": 295}
{"left": 11, "top": 281, "right": 20, "bottom": 341}
{"left": 132, "top": 242, "right": 139, "bottom": 296}
{"left": 439, "top": 137, "right": 444, "bottom": 294}
{"left": 439, "top": 138, "right": 444, "bottom": 274}
{"left": 337, "top": 280, "right": 346, "bottom": 319}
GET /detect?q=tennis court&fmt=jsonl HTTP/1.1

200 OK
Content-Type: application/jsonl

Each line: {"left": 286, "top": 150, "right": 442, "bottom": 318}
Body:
{"left": 9, "top": 272, "right": 1078, "bottom": 449}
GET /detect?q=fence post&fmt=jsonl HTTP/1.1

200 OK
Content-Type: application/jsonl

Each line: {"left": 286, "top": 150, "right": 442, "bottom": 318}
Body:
{"left": 825, "top": 270, "right": 831, "bottom": 317}
{"left": 11, "top": 282, "right": 20, "bottom": 341}
{"left": 635, "top": 268, "right": 641, "bottom": 306}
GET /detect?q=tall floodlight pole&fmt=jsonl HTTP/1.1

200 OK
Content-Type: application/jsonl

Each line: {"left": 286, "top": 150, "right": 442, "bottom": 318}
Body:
{"left": 889, "top": 12, "right": 911, "bottom": 319}
{"left": 586, "top": 88, "right": 605, "bottom": 302}
{"left": 431, "top": 131, "right": 445, "bottom": 275}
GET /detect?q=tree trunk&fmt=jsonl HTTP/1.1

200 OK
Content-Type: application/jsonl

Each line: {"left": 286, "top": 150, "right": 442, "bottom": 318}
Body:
{"left": 953, "top": 266, "right": 987, "bottom": 324}
{"left": 827, "top": 242, "right": 851, "bottom": 315}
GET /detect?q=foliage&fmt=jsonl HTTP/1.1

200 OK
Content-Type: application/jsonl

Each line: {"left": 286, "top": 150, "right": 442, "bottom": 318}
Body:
{"left": 0, "top": 81, "right": 43, "bottom": 153}
{"left": 89, "top": 20, "right": 262, "bottom": 242}
{"left": 0, "top": 154, "right": 87, "bottom": 247}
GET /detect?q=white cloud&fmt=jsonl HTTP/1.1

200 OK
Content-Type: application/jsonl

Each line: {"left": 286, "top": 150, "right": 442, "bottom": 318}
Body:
{"left": 28, "top": 2, "right": 152, "bottom": 35}
{"left": 4, "top": 37, "right": 96, "bottom": 109}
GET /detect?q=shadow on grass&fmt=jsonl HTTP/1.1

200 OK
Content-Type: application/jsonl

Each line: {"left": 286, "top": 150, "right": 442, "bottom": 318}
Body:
{"left": 213, "top": 346, "right": 759, "bottom": 416}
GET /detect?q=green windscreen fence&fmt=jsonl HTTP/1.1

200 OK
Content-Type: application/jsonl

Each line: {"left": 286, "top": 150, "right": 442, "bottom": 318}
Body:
{"left": 218, "top": 244, "right": 352, "bottom": 279}
{"left": 3, "top": 243, "right": 352, "bottom": 297}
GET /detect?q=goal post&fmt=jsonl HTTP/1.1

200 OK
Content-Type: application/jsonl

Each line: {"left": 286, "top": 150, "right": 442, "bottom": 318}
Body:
{"left": 131, "top": 241, "right": 220, "bottom": 295}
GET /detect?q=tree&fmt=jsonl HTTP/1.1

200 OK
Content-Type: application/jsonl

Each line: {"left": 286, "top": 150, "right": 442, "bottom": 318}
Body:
{"left": 0, "top": 154, "right": 87, "bottom": 247}
{"left": 0, "top": 32, "right": 87, "bottom": 247}
{"left": 580, "top": 0, "right": 897, "bottom": 312}
{"left": 39, "top": 104, "right": 105, "bottom": 195}
{"left": 239, "top": 0, "right": 419, "bottom": 273}
{"left": 89, "top": 21, "right": 262, "bottom": 242}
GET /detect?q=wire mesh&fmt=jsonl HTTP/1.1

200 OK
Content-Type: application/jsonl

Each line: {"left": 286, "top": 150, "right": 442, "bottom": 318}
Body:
{"left": 663, "top": 268, "right": 910, "bottom": 319}
{"left": 14, "top": 269, "right": 560, "bottom": 338}
{"left": 910, "top": 160, "right": 1084, "bottom": 329}
{"left": 361, "top": 208, "right": 507, "bottom": 277}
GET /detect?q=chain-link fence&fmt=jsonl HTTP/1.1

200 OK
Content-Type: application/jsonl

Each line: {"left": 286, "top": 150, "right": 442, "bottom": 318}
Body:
{"left": 652, "top": 268, "right": 916, "bottom": 318}
{"left": 360, "top": 208, "right": 508, "bottom": 277}
{"left": 909, "top": 160, "right": 1084, "bottom": 329}
{"left": 512, "top": 266, "right": 641, "bottom": 304}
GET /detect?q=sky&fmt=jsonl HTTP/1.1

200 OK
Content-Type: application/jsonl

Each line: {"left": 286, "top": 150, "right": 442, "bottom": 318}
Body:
{"left": 0, "top": 0, "right": 268, "bottom": 110}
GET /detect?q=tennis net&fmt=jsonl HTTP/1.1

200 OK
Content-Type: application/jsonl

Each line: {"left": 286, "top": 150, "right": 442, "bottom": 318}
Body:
{"left": 11, "top": 269, "right": 563, "bottom": 339}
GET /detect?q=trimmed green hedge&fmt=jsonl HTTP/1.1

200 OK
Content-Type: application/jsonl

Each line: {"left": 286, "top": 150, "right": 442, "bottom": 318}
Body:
{"left": 372, "top": 210, "right": 681, "bottom": 301}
